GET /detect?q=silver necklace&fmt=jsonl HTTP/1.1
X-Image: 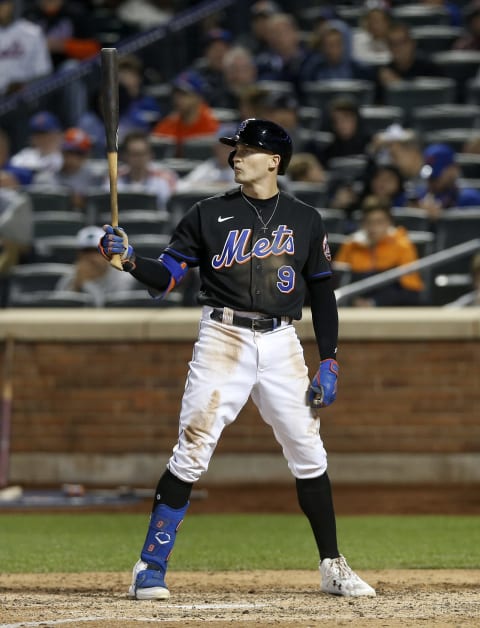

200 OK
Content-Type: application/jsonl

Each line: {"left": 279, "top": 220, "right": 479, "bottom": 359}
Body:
{"left": 241, "top": 189, "right": 280, "bottom": 232}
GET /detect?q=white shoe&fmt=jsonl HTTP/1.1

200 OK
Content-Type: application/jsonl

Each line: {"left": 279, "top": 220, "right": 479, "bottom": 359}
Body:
{"left": 127, "top": 559, "right": 170, "bottom": 600}
{"left": 320, "top": 555, "right": 376, "bottom": 597}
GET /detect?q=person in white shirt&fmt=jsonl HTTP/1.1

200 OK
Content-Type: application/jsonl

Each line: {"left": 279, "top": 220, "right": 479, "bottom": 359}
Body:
{"left": 55, "top": 226, "right": 138, "bottom": 307}
{"left": 352, "top": 1, "right": 392, "bottom": 67}
{"left": 9, "top": 111, "right": 63, "bottom": 179}
{"left": 0, "top": 0, "right": 52, "bottom": 96}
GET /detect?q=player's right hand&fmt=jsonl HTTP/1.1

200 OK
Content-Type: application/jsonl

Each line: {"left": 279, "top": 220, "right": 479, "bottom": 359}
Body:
{"left": 98, "top": 224, "right": 136, "bottom": 271}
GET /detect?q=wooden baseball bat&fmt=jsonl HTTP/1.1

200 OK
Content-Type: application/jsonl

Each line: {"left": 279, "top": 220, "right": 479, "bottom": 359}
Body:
{"left": 101, "top": 47, "right": 123, "bottom": 270}
{"left": 0, "top": 335, "right": 15, "bottom": 489}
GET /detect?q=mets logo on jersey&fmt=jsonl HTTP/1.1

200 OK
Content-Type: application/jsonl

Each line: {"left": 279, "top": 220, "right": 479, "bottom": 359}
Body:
{"left": 212, "top": 226, "right": 294, "bottom": 268}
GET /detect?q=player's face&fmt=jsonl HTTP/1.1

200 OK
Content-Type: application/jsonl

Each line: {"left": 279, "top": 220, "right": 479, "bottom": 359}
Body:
{"left": 232, "top": 143, "right": 279, "bottom": 183}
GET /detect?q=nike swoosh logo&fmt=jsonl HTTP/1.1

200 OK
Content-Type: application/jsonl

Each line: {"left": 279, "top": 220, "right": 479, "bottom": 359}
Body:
{"left": 218, "top": 216, "right": 234, "bottom": 222}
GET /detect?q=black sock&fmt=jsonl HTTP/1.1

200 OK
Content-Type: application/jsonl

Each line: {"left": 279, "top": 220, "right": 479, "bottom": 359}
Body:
{"left": 152, "top": 468, "right": 193, "bottom": 511}
{"left": 296, "top": 471, "right": 340, "bottom": 561}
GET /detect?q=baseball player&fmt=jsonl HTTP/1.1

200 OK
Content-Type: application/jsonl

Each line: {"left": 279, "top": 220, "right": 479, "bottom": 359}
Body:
{"left": 99, "top": 118, "right": 376, "bottom": 600}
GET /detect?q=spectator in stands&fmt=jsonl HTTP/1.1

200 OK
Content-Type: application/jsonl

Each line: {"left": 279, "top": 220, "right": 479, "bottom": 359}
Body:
{"left": 237, "top": 0, "right": 280, "bottom": 56}
{"left": 0, "top": 0, "right": 52, "bottom": 96}
{"left": 447, "top": 252, "right": 480, "bottom": 306}
{"left": 0, "top": 180, "right": 34, "bottom": 305}
{"left": 454, "top": 0, "right": 480, "bottom": 49}
{"left": 24, "top": 0, "right": 100, "bottom": 68}
{"left": 219, "top": 46, "right": 259, "bottom": 110}
{"left": 176, "top": 125, "right": 236, "bottom": 192}
{"left": 9, "top": 112, "right": 63, "bottom": 183}
{"left": 313, "top": 98, "right": 371, "bottom": 167}
{"left": 116, "top": 54, "right": 162, "bottom": 136}
{"left": 308, "top": 23, "right": 371, "bottom": 82}
{"left": 256, "top": 13, "right": 321, "bottom": 96}
{"left": 422, "top": 0, "right": 462, "bottom": 27}
{"left": 362, "top": 164, "right": 406, "bottom": 208}
{"left": 371, "top": 124, "right": 426, "bottom": 203}
{"left": 376, "top": 21, "right": 442, "bottom": 103}
{"left": 193, "top": 28, "right": 233, "bottom": 107}
{"left": 151, "top": 70, "right": 219, "bottom": 157}
{"left": 55, "top": 225, "right": 137, "bottom": 307}
{"left": 33, "top": 127, "right": 101, "bottom": 209}
{"left": 77, "top": 57, "right": 161, "bottom": 159}
{"left": 333, "top": 196, "right": 425, "bottom": 306}
{"left": 115, "top": 131, "right": 177, "bottom": 209}
{"left": 415, "top": 143, "right": 480, "bottom": 218}
{"left": 261, "top": 91, "right": 303, "bottom": 149}
{"left": 352, "top": 1, "right": 392, "bottom": 67}
{"left": 286, "top": 152, "right": 326, "bottom": 184}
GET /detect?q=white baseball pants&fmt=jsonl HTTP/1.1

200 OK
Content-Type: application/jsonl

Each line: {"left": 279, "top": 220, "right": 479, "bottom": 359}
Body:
{"left": 168, "top": 307, "right": 328, "bottom": 482}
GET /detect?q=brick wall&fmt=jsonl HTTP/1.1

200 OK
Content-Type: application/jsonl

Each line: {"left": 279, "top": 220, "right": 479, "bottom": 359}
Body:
{"left": 6, "top": 337, "right": 479, "bottom": 458}
{"left": 0, "top": 308, "right": 478, "bottom": 485}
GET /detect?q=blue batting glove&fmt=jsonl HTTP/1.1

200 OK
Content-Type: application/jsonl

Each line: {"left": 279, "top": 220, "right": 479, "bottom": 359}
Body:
{"left": 308, "top": 359, "right": 339, "bottom": 409}
{"left": 98, "top": 224, "right": 136, "bottom": 271}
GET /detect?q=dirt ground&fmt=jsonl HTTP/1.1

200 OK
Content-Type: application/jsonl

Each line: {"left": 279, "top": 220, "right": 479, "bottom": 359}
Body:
{"left": 1, "top": 484, "right": 479, "bottom": 627}
{"left": 1, "top": 570, "right": 479, "bottom": 627}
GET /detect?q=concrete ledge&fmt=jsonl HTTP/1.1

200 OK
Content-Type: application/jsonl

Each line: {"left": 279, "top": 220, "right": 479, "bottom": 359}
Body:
{"left": 0, "top": 307, "right": 479, "bottom": 341}
{"left": 9, "top": 452, "right": 480, "bottom": 486}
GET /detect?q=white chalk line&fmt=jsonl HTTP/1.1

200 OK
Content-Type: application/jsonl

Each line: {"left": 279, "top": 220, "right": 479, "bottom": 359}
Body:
{"left": 0, "top": 603, "right": 267, "bottom": 628}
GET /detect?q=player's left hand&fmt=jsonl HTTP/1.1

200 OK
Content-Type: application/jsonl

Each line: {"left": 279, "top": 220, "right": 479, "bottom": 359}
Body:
{"left": 308, "top": 359, "right": 339, "bottom": 409}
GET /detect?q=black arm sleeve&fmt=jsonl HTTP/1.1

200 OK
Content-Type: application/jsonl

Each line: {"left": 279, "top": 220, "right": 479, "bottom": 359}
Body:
{"left": 309, "top": 278, "right": 339, "bottom": 361}
{"left": 130, "top": 256, "right": 172, "bottom": 292}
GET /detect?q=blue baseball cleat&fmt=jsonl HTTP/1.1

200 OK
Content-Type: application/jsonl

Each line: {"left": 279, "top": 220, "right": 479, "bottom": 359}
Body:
{"left": 128, "top": 559, "right": 170, "bottom": 600}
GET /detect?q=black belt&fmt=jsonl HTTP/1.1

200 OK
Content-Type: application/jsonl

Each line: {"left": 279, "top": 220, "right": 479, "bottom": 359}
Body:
{"left": 210, "top": 309, "right": 290, "bottom": 332}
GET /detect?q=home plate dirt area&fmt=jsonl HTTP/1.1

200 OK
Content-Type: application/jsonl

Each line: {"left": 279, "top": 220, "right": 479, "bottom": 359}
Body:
{"left": 1, "top": 570, "right": 480, "bottom": 628}
{"left": 1, "top": 484, "right": 479, "bottom": 627}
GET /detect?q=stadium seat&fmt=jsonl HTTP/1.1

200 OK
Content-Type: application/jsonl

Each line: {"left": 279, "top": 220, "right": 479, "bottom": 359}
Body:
{"left": 391, "top": 208, "right": 431, "bottom": 232}
{"left": 27, "top": 187, "right": 72, "bottom": 212}
{"left": 298, "top": 106, "right": 322, "bottom": 131}
{"left": 300, "top": 80, "right": 375, "bottom": 110}
{"left": 33, "top": 211, "right": 86, "bottom": 237}
{"left": 35, "top": 236, "right": 78, "bottom": 264}
{"left": 409, "top": 231, "right": 435, "bottom": 259}
{"left": 167, "top": 188, "right": 229, "bottom": 222}
{"left": 423, "top": 129, "right": 472, "bottom": 152}
{"left": 8, "top": 290, "right": 95, "bottom": 308}
{"left": 327, "top": 155, "right": 368, "bottom": 180}
{"left": 432, "top": 51, "right": 480, "bottom": 101}
{"left": 317, "top": 209, "right": 348, "bottom": 235}
{"left": 360, "top": 106, "right": 405, "bottom": 136}
{"left": 86, "top": 191, "right": 159, "bottom": 220}
{"left": 384, "top": 78, "right": 456, "bottom": 116}
{"left": 411, "top": 25, "right": 462, "bottom": 54}
{"left": 288, "top": 182, "right": 328, "bottom": 208}
{"left": 391, "top": 5, "right": 449, "bottom": 26}
{"left": 435, "top": 208, "right": 480, "bottom": 273}
{"left": 160, "top": 158, "right": 203, "bottom": 177}
{"left": 143, "top": 82, "right": 173, "bottom": 112}
{"left": 332, "top": 5, "right": 363, "bottom": 27}
{"left": 466, "top": 79, "right": 480, "bottom": 105}
{"left": 104, "top": 289, "right": 183, "bottom": 308}
{"left": 181, "top": 135, "right": 217, "bottom": 160}
{"left": 411, "top": 104, "right": 480, "bottom": 134}
{"left": 296, "top": 129, "right": 333, "bottom": 153}
{"left": 131, "top": 234, "right": 171, "bottom": 259}
{"left": 456, "top": 154, "right": 480, "bottom": 178}
{"left": 327, "top": 233, "right": 348, "bottom": 259}
{"left": 432, "top": 273, "right": 472, "bottom": 306}
{"left": 97, "top": 210, "right": 172, "bottom": 235}
{"left": 150, "top": 136, "right": 177, "bottom": 160}
{"left": 8, "top": 263, "right": 72, "bottom": 299}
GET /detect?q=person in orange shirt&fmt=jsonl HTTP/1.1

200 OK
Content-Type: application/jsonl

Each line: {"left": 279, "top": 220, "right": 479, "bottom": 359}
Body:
{"left": 151, "top": 70, "right": 219, "bottom": 157}
{"left": 334, "top": 196, "right": 424, "bottom": 306}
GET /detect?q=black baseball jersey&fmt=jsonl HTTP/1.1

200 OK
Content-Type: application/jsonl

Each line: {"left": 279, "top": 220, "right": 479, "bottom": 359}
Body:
{"left": 164, "top": 187, "right": 332, "bottom": 319}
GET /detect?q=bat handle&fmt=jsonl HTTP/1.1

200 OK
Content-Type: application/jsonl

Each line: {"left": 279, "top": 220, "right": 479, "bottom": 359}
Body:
{"left": 107, "top": 151, "right": 123, "bottom": 271}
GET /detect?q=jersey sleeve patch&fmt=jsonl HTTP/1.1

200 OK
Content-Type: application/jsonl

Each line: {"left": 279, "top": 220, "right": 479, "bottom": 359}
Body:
{"left": 323, "top": 234, "right": 332, "bottom": 262}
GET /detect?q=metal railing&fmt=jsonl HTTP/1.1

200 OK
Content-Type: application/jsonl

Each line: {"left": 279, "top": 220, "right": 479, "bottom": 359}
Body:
{"left": 334, "top": 238, "right": 480, "bottom": 305}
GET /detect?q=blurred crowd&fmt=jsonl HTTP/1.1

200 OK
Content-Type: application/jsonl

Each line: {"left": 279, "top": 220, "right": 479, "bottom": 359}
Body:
{"left": 0, "top": 0, "right": 480, "bottom": 308}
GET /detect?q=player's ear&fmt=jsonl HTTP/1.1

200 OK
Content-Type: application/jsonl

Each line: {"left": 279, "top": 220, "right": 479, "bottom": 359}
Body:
{"left": 269, "top": 154, "right": 281, "bottom": 172}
